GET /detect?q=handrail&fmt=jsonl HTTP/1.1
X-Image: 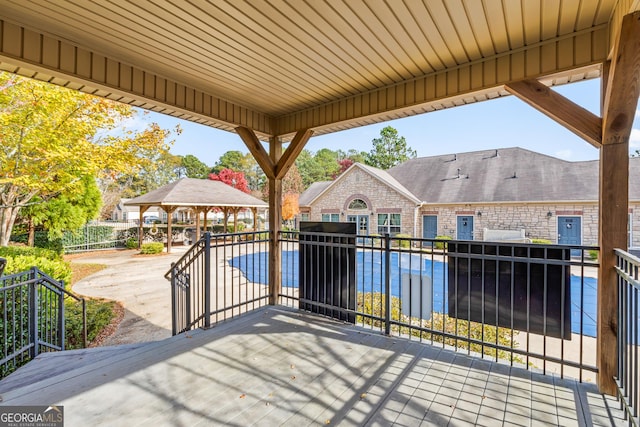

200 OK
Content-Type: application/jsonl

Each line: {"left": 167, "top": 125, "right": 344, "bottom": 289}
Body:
{"left": 0, "top": 266, "right": 87, "bottom": 377}
{"left": 614, "top": 248, "right": 639, "bottom": 427}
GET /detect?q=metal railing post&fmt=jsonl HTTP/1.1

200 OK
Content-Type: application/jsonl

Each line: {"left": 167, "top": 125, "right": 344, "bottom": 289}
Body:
{"left": 384, "top": 233, "right": 391, "bottom": 335}
{"left": 59, "top": 281, "right": 65, "bottom": 350}
{"left": 170, "top": 262, "right": 177, "bottom": 336}
{"left": 29, "top": 267, "right": 39, "bottom": 358}
{"left": 82, "top": 298, "right": 87, "bottom": 348}
{"left": 204, "top": 232, "right": 211, "bottom": 328}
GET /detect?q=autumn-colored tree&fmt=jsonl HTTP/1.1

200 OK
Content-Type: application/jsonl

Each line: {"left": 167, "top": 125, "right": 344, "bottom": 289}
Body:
{"left": 335, "top": 158, "right": 355, "bottom": 178}
{"left": 0, "top": 72, "right": 174, "bottom": 246}
{"left": 282, "top": 193, "right": 300, "bottom": 222}
{"left": 208, "top": 168, "right": 250, "bottom": 194}
{"left": 214, "top": 150, "right": 265, "bottom": 191}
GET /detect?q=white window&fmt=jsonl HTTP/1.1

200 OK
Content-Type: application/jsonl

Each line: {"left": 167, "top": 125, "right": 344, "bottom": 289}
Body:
{"left": 321, "top": 213, "right": 340, "bottom": 222}
{"left": 378, "top": 213, "right": 401, "bottom": 235}
{"left": 300, "top": 213, "right": 309, "bottom": 221}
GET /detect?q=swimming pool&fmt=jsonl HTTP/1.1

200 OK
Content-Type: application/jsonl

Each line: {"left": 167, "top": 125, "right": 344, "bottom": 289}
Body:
{"left": 230, "top": 250, "right": 597, "bottom": 337}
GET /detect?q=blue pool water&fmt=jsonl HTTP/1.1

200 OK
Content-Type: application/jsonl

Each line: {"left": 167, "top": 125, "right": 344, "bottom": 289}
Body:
{"left": 230, "top": 251, "right": 597, "bottom": 337}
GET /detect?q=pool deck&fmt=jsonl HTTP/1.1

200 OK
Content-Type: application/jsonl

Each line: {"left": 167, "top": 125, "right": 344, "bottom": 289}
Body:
{"left": 0, "top": 306, "right": 625, "bottom": 426}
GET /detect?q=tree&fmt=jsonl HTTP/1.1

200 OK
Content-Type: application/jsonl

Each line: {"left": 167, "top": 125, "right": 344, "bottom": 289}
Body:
{"left": 215, "top": 151, "right": 264, "bottom": 191}
{"left": 20, "top": 175, "right": 102, "bottom": 245}
{"left": 282, "top": 193, "right": 300, "bottom": 223}
{"left": 181, "top": 154, "right": 210, "bottom": 179}
{"left": 261, "top": 164, "right": 305, "bottom": 201}
{"left": 0, "top": 72, "right": 173, "bottom": 246}
{"left": 365, "top": 126, "right": 416, "bottom": 169}
{"left": 209, "top": 168, "right": 250, "bottom": 194}
{"left": 295, "top": 148, "right": 341, "bottom": 188}
{"left": 97, "top": 126, "right": 180, "bottom": 218}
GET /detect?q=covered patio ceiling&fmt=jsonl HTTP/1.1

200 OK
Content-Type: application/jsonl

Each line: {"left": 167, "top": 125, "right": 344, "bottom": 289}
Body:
{"left": 1, "top": 0, "right": 639, "bottom": 397}
{"left": 0, "top": 0, "right": 632, "bottom": 142}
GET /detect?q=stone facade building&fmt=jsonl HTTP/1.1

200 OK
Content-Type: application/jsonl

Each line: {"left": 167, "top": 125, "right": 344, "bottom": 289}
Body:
{"left": 299, "top": 148, "right": 640, "bottom": 248}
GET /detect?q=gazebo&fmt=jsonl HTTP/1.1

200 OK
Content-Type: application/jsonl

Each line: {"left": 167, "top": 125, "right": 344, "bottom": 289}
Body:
{"left": 124, "top": 178, "right": 268, "bottom": 253}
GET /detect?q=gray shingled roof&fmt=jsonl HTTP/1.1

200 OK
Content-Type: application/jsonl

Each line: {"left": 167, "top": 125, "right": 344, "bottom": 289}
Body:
{"left": 124, "top": 178, "right": 267, "bottom": 208}
{"left": 299, "top": 181, "right": 331, "bottom": 207}
{"left": 299, "top": 148, "right": 640, "bottom": 206}
{"left": 387, "top": 147, "right": 640, "bottom": 203}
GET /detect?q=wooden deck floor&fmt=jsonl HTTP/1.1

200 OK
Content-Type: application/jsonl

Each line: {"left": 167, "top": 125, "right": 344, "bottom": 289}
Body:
{"left": 0, "top": 307, "right": 626, "bottom": 426}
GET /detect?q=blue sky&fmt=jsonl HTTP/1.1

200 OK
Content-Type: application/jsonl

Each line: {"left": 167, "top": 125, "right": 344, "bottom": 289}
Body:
{"left": 133, "top": 79, "right": 640, "bottom": 167}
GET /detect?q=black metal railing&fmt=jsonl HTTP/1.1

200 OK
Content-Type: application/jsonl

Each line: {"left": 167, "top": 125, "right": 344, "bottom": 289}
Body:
{"left": 166, "top": 231, "right": 271, "bottom": 335}
{"left": 615, "top": 249, "right": 640, "bottom": 426}
{"left": 0, "top": 266, "right": 86, "bottom": 378}
{"left": 279, "top": 230, "right": 600, "bottom": 382}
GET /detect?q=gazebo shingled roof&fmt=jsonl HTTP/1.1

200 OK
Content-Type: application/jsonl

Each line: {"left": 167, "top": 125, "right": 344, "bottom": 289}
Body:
{"left": 125, "top": 178, "right": 267, "bottom": 253}
{"left": 124, "top": 178, "right": 268, "bottom": 208}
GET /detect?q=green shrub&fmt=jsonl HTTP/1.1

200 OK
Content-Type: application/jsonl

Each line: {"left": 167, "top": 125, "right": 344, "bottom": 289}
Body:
{"left": 357, "top": 293, "right": 521, "bottom": 363}
{"left": 394, "top": 234, "right": 412, "bottom": 248}
{"left": 0, "top": 247, "right": 71, "bottom": 284}
{"left": 65, "top": 298, "right": 117, "bottom": 350}
{"left": 125, "top": 238, "right": 138, "bottom": 249}
{"left": 211, "top": 224, "right": 238, "bottom": 234}
{"left": 588, "top": 249, "right": 599, "bottom": 260}
{"left": 140, "top": 242, "right": 164, "bottom": 254}
{"left": 10, "top": 230, "right": 64, "bottom": 254}
{"left": 434, "top": 235, "right": 452, "bottom": 249}
{"left": 531, "top": 238, "right": 552, "bottom": 244}
{"left": 0, "top": 246, "right": 62, "bottom": 261}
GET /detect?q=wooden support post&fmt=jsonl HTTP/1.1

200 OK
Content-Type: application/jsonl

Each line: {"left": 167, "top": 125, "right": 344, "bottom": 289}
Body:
{"left": 138, "top": 205, "right": 149, "bottom": 249}
{"left": 269, "top": 137, "right": 283, "bottom": 305}
{"left": 597, "top": 11, "right": 640, "bottom": 395}
{"left": 164, "top": 206, "right": 177, "bottom": 253}
{"left": 251, "top": 207, "right": 258, "bottom": 231}
{"left": 233, "top": 207, "right": 240, "bottom": 233}
{"left": 195, "top": 208, "right": 202, "bottom": 241}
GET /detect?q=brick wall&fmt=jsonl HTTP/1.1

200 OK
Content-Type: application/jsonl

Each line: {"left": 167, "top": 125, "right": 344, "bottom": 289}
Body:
{"left": 309, "top": 167, "right": 418, "bottom": 235}
{"left": 303, "top": 168, "right": 640, "bottom": 247}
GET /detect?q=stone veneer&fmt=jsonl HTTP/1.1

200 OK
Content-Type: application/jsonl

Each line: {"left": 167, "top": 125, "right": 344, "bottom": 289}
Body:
{"left": 302, "top": 167, "right": 640, "bottom": 248}
{"left": 308, "top": 167, "right": 418, "bottom": 235}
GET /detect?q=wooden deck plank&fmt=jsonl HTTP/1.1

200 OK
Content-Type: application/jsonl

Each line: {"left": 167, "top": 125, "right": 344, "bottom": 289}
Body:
{"left": 0, "top": 306, "right": 627, "bottom": 427}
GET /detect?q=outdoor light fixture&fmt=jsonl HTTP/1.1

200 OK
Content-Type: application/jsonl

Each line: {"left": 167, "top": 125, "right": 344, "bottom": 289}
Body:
{"left": 476, "top": 211, "right": 482, "bottom": 216}
{"left": 547, "top": 211, "right": 553, "bottom": 217}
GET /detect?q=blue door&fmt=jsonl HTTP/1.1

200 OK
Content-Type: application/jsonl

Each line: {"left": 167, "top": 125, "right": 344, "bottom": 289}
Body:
{"left": 558, "top": 216, "right": 581, "bottom": 245}
{"left": 457, "top": 216, "right": 474, "bottom": 240}
{"left": 423, "top": 215, "right": 437, "bottom": 246}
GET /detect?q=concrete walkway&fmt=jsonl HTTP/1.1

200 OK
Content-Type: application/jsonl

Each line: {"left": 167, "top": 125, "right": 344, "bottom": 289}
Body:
{"left": 71, "top": 247, "right": 189, "bottom": 345}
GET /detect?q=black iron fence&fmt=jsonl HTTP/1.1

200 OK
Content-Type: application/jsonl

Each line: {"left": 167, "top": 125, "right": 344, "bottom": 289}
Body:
{"left": 0, "top": 266, "right": 86, "bottom": 378}
{"left": 165, "top": 231, "right": 271, "bottom": 335}
{"left": 615, "top": 249, "right": 640, "bottom": 426}
{"left": 167, "top": 229, "right": 602, "bottom": 383}
{"left": 279, "top": 230, "right": 600, "bottom": 382}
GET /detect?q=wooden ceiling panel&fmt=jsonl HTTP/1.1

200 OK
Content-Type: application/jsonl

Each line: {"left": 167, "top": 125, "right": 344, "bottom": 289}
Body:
{"left": 0, "top": 0, "right": 624, "bottom": 139}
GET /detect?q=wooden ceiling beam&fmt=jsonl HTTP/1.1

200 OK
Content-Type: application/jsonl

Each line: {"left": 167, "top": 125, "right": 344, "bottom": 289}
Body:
{"left": 275, "top": 129, "right": 314, "bottom": 180}
{"left": 505, "top": 79, "right": 603, "bottom": 148}
{"left": 236, "top": 126, "right": 276, "bottom": 180}
{"left": 602, "top": 11, "right": 640, "bottom": 146}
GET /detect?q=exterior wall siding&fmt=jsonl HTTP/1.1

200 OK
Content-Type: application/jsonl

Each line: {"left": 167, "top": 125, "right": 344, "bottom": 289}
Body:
{"left": 418, "top": 204, "right": 600, "bottom": 245}
{"left": 305, "top": 192, "right": 640, "bottom": 248}
{"left": 308, "top": 168, "right": 418, "bottom": 236}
